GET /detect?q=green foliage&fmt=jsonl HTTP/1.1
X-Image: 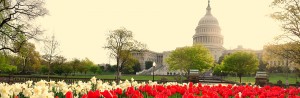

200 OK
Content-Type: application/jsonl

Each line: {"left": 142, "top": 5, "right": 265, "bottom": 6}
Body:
{"left": 0, "top": 64, "right": 17, "bottom": 74}
{"left": 90, "top": 66, "right": 102, "bottom": 74}
{"left": 40, "top": 65, "right": 49, "bottom": 74}
{"left": 221, "top": 51, "right": 259, "bottom": 83}
{"left": 51, "top": 56, "right": 67, "bottom": 75}
{"left": 53, "top": 64, "right": 64, "bottom": 75}
{"left": 106, "top": 65, "right": 117, "bottom": 72}
{"left": 70, "top": 58, "right": 81, "bottom": 74}
{"left": 213, "top": 64, "right": 223, "bottom": 76}
{"left": 133, "top": 62, "right": 141, "bottom": 73}
{"left": 79, "top": 58, "right": 95, "bottom": 74}
{"left": 62, "top": 63, "right": 73, "bottom": 77}
{"left": 166, "top": 44, "right": 214, "bottom": 75}
{"left": 145, "top": 61, "right": 153, "bottom": 69}
{"left": 17, "top": 42, "right": 41, "bottom": 73}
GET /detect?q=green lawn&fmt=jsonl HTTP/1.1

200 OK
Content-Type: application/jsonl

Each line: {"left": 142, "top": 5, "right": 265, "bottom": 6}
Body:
{"left": 224, "top": 73, "right": 299, "bottom": 84}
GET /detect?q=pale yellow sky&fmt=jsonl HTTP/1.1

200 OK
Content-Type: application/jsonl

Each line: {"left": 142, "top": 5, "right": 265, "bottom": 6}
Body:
{"left": 36, "top": 0, "right": 282, "bottom": 64}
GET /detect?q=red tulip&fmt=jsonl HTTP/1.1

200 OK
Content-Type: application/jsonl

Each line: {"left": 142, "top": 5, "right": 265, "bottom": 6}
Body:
{"left": 81, "top": 94, "right": 87, "bottom": 98}
{"left": 114, "top": 88, "right": 123, "bottom": 95}
{"left": 88, "top": 90, "right": 101, "bottom": 98}
{"left": 102, "top": 90, "right": 114, "bottom": 98}
{"left": 65, "top": 91, "right": 73, "bottom": 98}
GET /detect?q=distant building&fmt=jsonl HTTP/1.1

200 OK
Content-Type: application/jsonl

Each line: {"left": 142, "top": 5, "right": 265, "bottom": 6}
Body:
{"left": 133, "top": 0, "right": 263, "bottom": 75}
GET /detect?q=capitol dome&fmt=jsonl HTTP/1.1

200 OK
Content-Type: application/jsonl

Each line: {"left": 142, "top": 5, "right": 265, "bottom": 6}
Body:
{"left": 198, "top": 15, "right": 219, "bottom": 25}
{"left": 198, "top": 2, "right": 219, "bottom": 26}
{"left": 193, "top": 0, "right": 224, "bottom": 62}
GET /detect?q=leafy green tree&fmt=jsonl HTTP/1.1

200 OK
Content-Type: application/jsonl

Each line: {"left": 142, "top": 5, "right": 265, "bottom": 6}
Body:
{"left": 70, "top": 58, "right": 80, "bottom": 75}
{"left": 79, "top": 58, "right": 95, "bottom": 74}
{"left": 213, "top": 64, "right": 224, "bottom": 76}
{"left": 0, "top": 0, "right": 48, "bottom": 53}
{"left": 0, "top": 51, "right": 20, "bottom": 74}
{"left": 103, "top": 27, "right": 145, "bottom": 83}
{"left": 52, "top": 56, "right": 67, "bottom": 75}
{"left": 90, "top": 66, "right": 102, "bottom": 74}
{"left": 17, "top": 42, "right": 41, "bottom": 73}
{"left": 107, "top": 65, "right": 117, "bottom": 72}
{"left": 119, "top": 50, "right": 138, "bottom": 73}
{"left": 145, "top": 61, "right": 153, "bottom": 69}
{"left": 62, "top": 62, "right": 73, "bottom": 77}
{"left": 166, "top": 44, "right": 214, "bottom": 76}
{"left": 40, "top": 65, "right": 49, "bottom": 75}
{"left": 1, "top": 65, "right": 17, "bottom": 75}
{"left": 133, "top": 62, "right": 141, "bottom": 73}
{"left": 222, "top": 51, "right": 259, "bottom": 83}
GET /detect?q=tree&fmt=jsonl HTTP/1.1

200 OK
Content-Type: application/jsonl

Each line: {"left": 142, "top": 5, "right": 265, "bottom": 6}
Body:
{"left": 269, "top": 0, "right": 300, "bottom": 67}
{"left": 40, "top": 64, "right": 48, "bottom": 74}
{"left": 70, "top": 58, "right": 80, "bottom": 75}
{"left": 103, "top": 27, "right": 145, "bottom": 83}
{"left": 133, "top": 62, "right": 141, "bottom": 73}
{"left": 222, "top": 51, "right": 259, "bottom": 83}
{"left": 0, "top": 52, "right": 17, "bottom": 74}
{"left": 90, "top": 66, "right": 102, "bottom": 74}
{"left": 263, "top": 42, "right": 300, "bottom": 66}
{"left": 119, "top": 50, "right": 138, "bottom": 72}
{"left": 145, "top": 61, "right": 153, "bottom": 69}
{"left": 52, "top": 56, "right": 67, "bottom": 75}
{"left": 213, "top": 64, "right": 224, "bottom": 76}
{"left": 166, "top": 44, "right": 214, "bottom": 76}
{"left": 43, "top": 34, "right": 59, "bottom": 79}
{"left": 17, "top": 42, "right": 41, "bottom": 73}
{"left": 0, "top": 0, "right": 48, "bottom": 53}
{"left": 79, "top": 58, "right": 94, "bottom": 74}
{"left": 271, "top": 0, "right": 300, "bottom": 41}
{"left": 61, "top": 62, "right": 72, "bottom": 77}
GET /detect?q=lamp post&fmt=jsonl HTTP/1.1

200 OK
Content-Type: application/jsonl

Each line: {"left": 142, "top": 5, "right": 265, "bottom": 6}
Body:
{"left": 286, "top": 57, "right": 289, "bottom": 87}
{"left": 152, "top": 62, "right": 156, "bottom": 81}
{"left": 221, "top": 70, "right": 223, "bottom": 83}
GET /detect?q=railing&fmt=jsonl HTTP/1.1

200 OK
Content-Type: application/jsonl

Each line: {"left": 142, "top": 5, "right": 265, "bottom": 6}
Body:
{"left": 136, "top": 64, "right": 165, "bottom": 75}
{"left": 0, "top": 75, "right": 175, "bottom": 84}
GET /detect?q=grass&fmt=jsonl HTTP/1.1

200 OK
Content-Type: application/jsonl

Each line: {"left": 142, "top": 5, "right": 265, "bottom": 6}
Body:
{"left": 224, "top": 73, "right": 299, "bottom": 84}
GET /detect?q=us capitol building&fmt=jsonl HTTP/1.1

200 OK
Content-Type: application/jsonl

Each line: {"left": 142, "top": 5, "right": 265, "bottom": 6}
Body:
{"left": 133, "top": 1, "right": 263, "bottom": 75}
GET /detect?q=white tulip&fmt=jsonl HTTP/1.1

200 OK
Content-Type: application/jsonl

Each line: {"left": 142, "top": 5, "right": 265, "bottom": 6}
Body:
{"left": 23, "top": 87, "right": 33, "bottom": 97}
{"left": 90, "top": 76, "right": 97, "bottom": 84}
{"left": 33, "top": 86, "right": 42, "bottom": 95}
{"left": 35, "top": 80, "right": 47, "bottom": 87}
{"left": 12, "top": 83, "right": 22, "bottom": 96}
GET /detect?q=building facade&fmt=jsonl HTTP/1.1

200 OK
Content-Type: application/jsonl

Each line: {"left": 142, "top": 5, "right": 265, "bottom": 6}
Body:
{"left": 133, "top": 1, "right": 263, "bottom": 75}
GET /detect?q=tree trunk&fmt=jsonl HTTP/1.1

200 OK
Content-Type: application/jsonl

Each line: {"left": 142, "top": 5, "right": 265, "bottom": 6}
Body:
{"left": 116, "top": 57, "right": 120, "bottom": 84}
{"left": 48, "top": 56, "right": 52, "bottom": 81}
{"left": 239, "top": 75, "right": 242, "bottom": 83}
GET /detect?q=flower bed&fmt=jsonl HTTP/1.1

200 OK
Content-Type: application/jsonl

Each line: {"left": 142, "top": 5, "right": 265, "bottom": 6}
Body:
{"left": 0, "top": 77, "right": 299, "bottom": 98}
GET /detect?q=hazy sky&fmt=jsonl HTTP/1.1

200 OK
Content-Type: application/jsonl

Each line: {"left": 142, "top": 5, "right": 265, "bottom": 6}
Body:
{"left": 36, "top": 0, "right": 282, "bottom": 64}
